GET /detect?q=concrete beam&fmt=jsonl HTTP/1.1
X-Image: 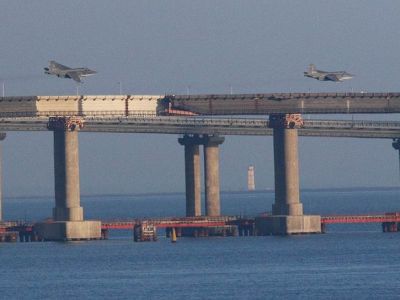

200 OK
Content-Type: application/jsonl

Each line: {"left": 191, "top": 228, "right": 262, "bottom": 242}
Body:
{"left": 4, "top": 117, "right": 400, "bottom": 139}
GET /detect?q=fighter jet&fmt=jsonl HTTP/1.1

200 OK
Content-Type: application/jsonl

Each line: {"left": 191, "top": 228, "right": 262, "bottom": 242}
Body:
{"left": 44, "top": 61, "right": 96, "bottom": 83}
{"left": 304, "top": 64, "right": 353, "bottom": 82}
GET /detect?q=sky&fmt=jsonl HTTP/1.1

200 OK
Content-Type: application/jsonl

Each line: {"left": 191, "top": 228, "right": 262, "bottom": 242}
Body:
{"left": 1, "top": 1, "right": 400, "bottom": 197}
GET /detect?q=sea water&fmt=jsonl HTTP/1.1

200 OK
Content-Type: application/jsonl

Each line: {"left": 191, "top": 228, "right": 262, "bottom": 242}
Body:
{"left": 1, "top": 189, "right": 400, "bottom": 299}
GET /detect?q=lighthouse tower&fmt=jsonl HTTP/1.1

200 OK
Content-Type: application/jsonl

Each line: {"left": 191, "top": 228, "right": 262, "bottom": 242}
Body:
{"left": 247, "top": 165, "right": 255, "bottom": 191}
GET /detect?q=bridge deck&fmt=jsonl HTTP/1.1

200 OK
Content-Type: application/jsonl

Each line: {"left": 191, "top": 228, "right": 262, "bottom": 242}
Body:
{"left": 2, "top": 116, "right": 400, "bottom": 138}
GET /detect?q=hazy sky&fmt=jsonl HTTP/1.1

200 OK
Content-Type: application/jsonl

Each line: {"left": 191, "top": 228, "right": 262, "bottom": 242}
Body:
{"left": 1, "top": 1, "right": 400, "bottom": 197}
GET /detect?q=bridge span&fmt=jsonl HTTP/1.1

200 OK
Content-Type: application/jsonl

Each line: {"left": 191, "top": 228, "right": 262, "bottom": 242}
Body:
{"left": 2, "top": 116, "right": 400, "bottom": 138}
{"left": 2, "top": 93, "right": 400, "bottom": 240}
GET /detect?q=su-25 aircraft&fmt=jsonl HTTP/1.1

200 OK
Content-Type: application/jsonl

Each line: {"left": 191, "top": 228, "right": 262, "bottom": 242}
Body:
{"left": 44, "top": 61, "right": 96, "bottom": 83}
{"left": 304, "top": 64, "right": 353, "bottom": 82}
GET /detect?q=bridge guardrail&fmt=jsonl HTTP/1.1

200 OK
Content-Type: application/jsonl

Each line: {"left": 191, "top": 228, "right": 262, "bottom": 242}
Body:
{"left": 81, "top": 115, "right": 269, "bottom": 127}
{"left": 171, "top": 92, "right": 400, "bottom": 100}
{"left": 0, "top": 110, "right": 158, "bottom": 118}
{"left": 3, "top": 115, "right": 400, "bottom": 137}
{"left": 304, "top": 120, "right": 400, "bottom": 129}
{"left": 3, "top": 115, "right": 400, "bottom": 128}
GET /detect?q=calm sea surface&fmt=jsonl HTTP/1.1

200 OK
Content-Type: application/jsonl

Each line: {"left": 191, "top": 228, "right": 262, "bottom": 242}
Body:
{"left": 1, "top": 189, "right": 400, "bottom": 299}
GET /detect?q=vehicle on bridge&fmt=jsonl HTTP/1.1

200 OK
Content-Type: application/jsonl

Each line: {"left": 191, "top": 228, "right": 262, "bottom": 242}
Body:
{"left": 44, "top": 61, "right": 96, "bottom": 83}
{"left": 304, "top": 64, "right": 353, "bottom": 82}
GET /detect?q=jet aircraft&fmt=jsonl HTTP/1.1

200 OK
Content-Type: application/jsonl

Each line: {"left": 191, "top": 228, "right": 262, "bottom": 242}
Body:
{"left": 304, "top": 64, "right": 353, "bottom": 82}
{"left": 44, "top": 61, "right": 96, "bottom": 83}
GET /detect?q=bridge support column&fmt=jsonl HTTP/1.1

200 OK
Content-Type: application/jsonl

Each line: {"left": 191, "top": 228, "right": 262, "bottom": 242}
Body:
{"left": 178, "top": 134, "right": 202, "bottom": 217}
{"left": 36, "top": 117, "right": 101, "bottom": 241}
{"left": 52, "top": 129, "right": 83, "bottom": 221}
{"left": 392, "top": 139, "right": 400, "bottom": 181}
{"left": 204, "top": 135, "right": 224, "bottom": 216}
{"left": 0, "top": 133, "right": 5, "bottom": 222}
{"left": 255, "top": 114, "right": 320, "bottom": 235}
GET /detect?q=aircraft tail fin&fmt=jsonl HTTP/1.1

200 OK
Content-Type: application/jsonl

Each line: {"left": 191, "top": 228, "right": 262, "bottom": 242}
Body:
{"left": 308, "top": 64, "right": 316, "bottom": 74}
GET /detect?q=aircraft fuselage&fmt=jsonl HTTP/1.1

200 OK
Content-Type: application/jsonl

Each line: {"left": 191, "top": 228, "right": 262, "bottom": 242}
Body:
{"left": 44, "top": 61, "right": 96, "bottom": 83}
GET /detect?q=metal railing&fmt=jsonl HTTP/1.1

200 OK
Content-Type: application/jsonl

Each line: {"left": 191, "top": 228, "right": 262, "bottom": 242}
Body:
{"left": 172, "top": 92, "right": 400, "bottom": 100}
{"left": 0, "top": 110, "right": 158, "bottom": 118}
{"left": 2, "top": 116, "right": 400, "bottom": 138}
{"left": 303, "top": 120, "right": 400, "bottom": 129}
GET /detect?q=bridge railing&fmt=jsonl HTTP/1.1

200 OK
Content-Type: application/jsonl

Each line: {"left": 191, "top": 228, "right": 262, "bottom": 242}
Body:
{"left": 85, "top": 116, "right": 400, "bottom": 130}
{"left": 171, "top": 92, "right": 400, "bottom": 100}
{"left": 4, "top": 115, "right": 400, "bottom": 135}
{"left": 84, "top": 116, "right": 269, "bottom": 127}
{"left": 0, "top": 110, "right": 158, "bottom": 118}
{"left": 304, "top": 120, "right": 400, "bottom": 129}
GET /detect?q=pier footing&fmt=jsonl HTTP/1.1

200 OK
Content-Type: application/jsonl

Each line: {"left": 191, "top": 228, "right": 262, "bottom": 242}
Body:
{"left": 255, "top": 215, "right": 321, "bottom": 235}
{"left": 35, "top": 221, "right": 101, "bottom": 241}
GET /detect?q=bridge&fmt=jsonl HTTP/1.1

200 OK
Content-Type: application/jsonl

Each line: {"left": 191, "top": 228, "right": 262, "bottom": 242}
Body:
{"left": 2, "top": 93, "right": 400, "bottom": 240}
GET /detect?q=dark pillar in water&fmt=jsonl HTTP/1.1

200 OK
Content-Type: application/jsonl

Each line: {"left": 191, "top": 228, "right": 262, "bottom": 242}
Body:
{"left": 0, "top": 133, "right": 5, "bottom": 222}
{"left": 178, "top": 134, "right": 202, "bottom": 217}
{"left": 392, "top": 139, "right": 400, "bottom": 182}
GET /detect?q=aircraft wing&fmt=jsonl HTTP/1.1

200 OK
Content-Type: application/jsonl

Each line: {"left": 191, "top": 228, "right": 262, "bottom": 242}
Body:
{"left": 66, "top": 72, "right": 82, "bottom": 83}
{"left": 49, "top": 61, "right": 70, "bottom": 70}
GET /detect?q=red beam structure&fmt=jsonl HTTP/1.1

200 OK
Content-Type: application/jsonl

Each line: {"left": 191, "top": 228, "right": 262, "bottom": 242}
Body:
{"left": 3, "top": 212, "right": 400, "bottom": 242}
{"left": 321, "top": 213, "right": 400, "bottom": 224}
{"left": 101, "top": 216, "right": 236, "bottom": 230}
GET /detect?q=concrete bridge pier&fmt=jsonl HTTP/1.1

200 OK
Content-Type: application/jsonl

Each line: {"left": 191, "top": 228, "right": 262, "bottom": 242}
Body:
{"left": 178, "top": 134, "right": 202, "bottom": 217}
{"left": 0, "top": 133, "right": 5, "bottom": 222}
{"left": 36, "top": 117, "right": 101, "bottom": 241}
{"left": 392, "top": 139, "right": 400, "bottom": 181}
{"left": 256, "top": 114, "right": 321, "bottom": 235}
{"left": 52, "top": 129, "right": 83, "bottom": 221}
{"left": 203, "top": 135, "right": 224, "bottom": 216}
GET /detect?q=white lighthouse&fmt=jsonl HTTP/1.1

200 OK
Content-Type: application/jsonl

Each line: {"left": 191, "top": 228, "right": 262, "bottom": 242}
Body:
{"left": 247, "top": 165, "right": 255, "bottom": 191}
